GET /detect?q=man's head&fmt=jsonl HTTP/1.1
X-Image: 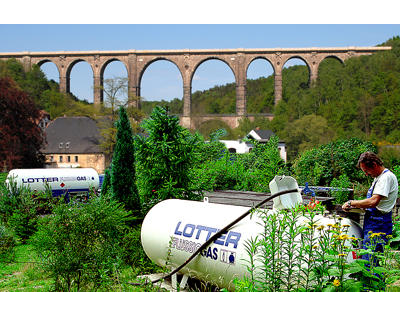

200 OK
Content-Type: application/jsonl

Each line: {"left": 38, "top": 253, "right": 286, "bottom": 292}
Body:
{"left": 357, "top": 152, "right": 384, "bottom": 177}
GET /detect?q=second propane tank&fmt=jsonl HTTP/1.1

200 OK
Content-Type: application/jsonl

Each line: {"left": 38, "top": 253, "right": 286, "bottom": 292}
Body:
{"left": 6, "top": 168, "right": 99, "bottom": 197}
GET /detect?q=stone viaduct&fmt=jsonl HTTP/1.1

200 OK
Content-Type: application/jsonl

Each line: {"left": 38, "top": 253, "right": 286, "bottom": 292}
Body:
{"left": 0, "top": 46, "right": 391, "bottom": 129}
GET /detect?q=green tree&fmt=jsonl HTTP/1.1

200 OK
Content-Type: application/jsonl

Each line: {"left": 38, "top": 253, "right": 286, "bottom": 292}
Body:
{"left": 101, "top": 166, "right": 111, "bottom": 196}
{"left": 110, "top": 106, "right": 140, "bottom": 213}
{"left": 278, "top": 114, "right": 335, "bottom": 160}
{"left": 135, "top": 106, "right": 203, "bottom": 209}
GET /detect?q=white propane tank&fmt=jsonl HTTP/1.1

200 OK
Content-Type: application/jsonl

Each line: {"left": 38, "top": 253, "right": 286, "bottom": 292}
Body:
{"left": 6, "top": 168, "right": 99, "bottom": 196}
{"left": 269, "top": 175, "right": 303, "bottom": 210}
{"left": 141, "top": 199, "right": 363, "bottom": 291}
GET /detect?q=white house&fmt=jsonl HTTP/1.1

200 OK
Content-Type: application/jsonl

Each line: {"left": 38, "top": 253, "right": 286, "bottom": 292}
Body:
{"left": 219, "top": 140, "right": 252, "bottom": 154}
{"left": 220, "top": 129, "right": 287, "bottom": 162}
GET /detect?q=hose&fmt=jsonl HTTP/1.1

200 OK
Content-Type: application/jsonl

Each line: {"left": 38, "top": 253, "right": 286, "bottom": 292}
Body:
{"left": 128, "top": 188, "right": 299, "bottom": 287}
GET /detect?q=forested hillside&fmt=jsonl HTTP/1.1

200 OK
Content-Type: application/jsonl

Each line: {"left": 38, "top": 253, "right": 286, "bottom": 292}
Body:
{"left": 272, "top": 36, "right": 400, "bottom": 159}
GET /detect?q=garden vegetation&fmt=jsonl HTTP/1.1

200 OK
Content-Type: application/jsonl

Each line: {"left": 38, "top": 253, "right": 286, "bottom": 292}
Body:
{"left": 2, "top": 36, "right": 400, "bottom": 291}
{"left": 1, "top": 105, "right": 400, "bottom": 291}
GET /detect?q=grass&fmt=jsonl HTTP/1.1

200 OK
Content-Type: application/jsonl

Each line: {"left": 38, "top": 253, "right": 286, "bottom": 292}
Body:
{"left": 0, "top": 242, "right": 167, "bottom": 292}
{"left": 0, "top": 244, "right": 53, "bottom": 292}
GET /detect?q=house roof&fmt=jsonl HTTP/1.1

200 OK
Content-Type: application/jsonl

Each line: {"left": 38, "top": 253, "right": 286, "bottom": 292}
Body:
{"left": 247, "top": 129, "right": 275, "bottom": 141}
{"left": 42, "top": 116, "right": 103, "bottom": 154}
{"left": 245, "top": 129, "right": 286, "bottom": 145}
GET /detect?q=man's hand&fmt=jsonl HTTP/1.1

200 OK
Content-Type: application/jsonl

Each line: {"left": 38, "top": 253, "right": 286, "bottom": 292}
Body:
{"left": 342, "top": 200, "right": 352, "bottom": 211}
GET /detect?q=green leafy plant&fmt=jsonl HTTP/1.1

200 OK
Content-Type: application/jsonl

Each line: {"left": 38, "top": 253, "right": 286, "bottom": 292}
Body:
{"left": 348, "top": 233, "right": 400, "bottom": 292}
{"left": 0, "top": 221, "right": 16, "bottom": 263}
{"left": 0, "top": 177, "right": 60, "bottom": 242}
{"left": 191, "top": 134, "right": 286, "bottom": 193}
{"left": 31, "top": 194, "right": 130, "bottom": 291}
{"left": 241, "top": 135, "right": 286, "bottom": 192}
{"left": 330, "top": 174, "right": 352, "bottom": 204}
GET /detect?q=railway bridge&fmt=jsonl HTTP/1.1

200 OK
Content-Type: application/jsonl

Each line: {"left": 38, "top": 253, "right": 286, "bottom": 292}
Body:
{"left": 0, "top": 46, "right": 391, "bottom": 128}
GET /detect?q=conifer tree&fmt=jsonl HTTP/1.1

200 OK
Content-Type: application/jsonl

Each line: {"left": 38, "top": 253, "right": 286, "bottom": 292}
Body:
{"left": 110, "top": 106, "right": 140, "bottom": 212}
{"left": 101, "top": 166, "right": 111, "bottom": 196}
{"left": 135, "top": 106, "right": 202, "bottom": 208}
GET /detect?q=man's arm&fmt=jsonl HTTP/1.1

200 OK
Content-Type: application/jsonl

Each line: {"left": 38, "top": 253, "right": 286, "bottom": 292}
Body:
{"left": 342, "top": 194, "right": 383, "bottom": 211}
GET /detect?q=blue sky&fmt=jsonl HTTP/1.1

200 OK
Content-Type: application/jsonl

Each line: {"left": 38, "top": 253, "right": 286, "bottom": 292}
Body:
{"left": 2, "top": 2, "right": 400, "bottom": 103}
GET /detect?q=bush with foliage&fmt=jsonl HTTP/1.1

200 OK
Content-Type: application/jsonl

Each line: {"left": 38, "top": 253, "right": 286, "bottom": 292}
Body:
{"left": 330, "top": 174, "right": 352, "bottom": 204}
{"left": 0, "top": 178, "right": 56, "bottom": 243}
{"left": 241, "top": 135, "right": 287, "bottom": 192}
{"left": 293, "top": 138, "right": 376, "bottom": 186}
{"left": 0, "top": 180, "right": 37, "bottom": 242}
{"left": 8, "top": 196, "right": 39, "bottom": 244}
{"left": 191, "top": 134, "right": 286, "bottom": 193}
{"left": 191, "top": 151, "right": 246, "bottom": 192}
{"left": 0, "top": 179, "right": 18, "bottom": 223}
{"left": 0, "top": 221, "right": 16, "bottom": 263}
{"left": 31, "top": 194, "right": 130, "bottom": 291}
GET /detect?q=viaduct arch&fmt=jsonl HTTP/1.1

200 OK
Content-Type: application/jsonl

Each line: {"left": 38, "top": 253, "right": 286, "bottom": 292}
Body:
{"left": 0, "top": 46, "right": 391, "bottom": 128}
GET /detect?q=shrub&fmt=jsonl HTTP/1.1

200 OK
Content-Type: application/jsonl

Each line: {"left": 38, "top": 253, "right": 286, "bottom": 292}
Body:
{"left": 8, "top": 200, "right": 38, "bottom": 243}
{"left": 0, "top": 179, "right": 41, "bottom": 242}
{"left": 0, "top": 178, "right": 57, "bottom": 242}
{"left": 293, "top": 138, "right": 376, "bottom": 186}
{"left": 0, "top": 222, "right": 16, "bottom": 263}
{"left": 241, "top": 135, "right": 287, "bottom": 192}
{"left": 119, "top": 225, "right": 159, "bottom": 274}
{"left": 0, "top": 180, "right": 18, "bottom": 223}
{"left": 192, "top": 135, "right": 286, "bottom": 193}
{"left": 191, "top": 151, "right": 245, "bottom": 192}
{"left": 330, "top": 174, "right": 352, "bottom": 204}
{"left": 31, "top": 194, "right": 130, "bottom": 291}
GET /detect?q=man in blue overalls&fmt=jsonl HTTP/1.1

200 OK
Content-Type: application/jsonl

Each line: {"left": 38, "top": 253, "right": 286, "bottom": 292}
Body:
{"left": 342, "top": 152, "right": 398, "bottom": 264}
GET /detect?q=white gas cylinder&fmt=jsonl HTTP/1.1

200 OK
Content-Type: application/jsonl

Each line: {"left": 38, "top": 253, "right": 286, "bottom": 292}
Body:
{"left": 6, "top": 168, "right": 99, "bottom": 196}
{"left": 141, "top": 199, "right": 362, "bottom": 291}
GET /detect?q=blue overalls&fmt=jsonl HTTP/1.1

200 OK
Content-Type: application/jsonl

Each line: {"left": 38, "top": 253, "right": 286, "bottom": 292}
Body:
{"left": 362, "top": 169, "right": 392, "bottom": 262}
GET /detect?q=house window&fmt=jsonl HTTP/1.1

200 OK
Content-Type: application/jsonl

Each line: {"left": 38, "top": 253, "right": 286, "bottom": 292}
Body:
{"left": 75, "top": 156, "right": 78, "bottom": 163}
{"left": 49, "top": 156, "right": 53, "bottom": 162}
{"left": 67, "top": 156, "right": 71, "bottom": 162}
{"left": 66, "top": 142, "right": 70, "bottom": 149}
{"left": 59, "top": 142, "right": 63, "bottom": 148}
{"left": 59, "top": 156, "right": 63, "bottom": 163}
{"left": 228, "top": 148, "right": 236, "bottom": 153}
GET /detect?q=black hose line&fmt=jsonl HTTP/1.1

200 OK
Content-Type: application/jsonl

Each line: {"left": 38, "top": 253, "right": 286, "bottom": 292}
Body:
{"left": 128, "top": 188, "right": 299, "bottom": 287}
